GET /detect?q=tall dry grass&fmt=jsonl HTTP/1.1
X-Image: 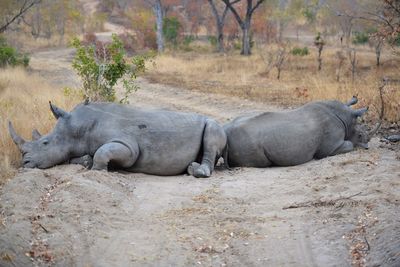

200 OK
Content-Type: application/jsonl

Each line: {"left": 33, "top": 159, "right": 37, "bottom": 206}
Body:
{"left": 146, "top": 46, "right": 400, "bottom": 122}
{"left": 0, "top": 68, "right": 80, "bottom": 184}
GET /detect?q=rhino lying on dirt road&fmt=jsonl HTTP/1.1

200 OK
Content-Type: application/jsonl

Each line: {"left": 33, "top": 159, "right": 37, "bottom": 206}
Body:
{"left": 9, "top": 102, "right": 227, "bottom": 178}
{"left": 224, "top": 97, "right": 371, "bottom": 167}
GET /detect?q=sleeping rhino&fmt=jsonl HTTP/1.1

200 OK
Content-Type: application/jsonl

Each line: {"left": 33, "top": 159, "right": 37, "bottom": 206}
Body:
{"left": 9, "top": 101, "right": 227, "bottom": 178}
{"left": 223, "top": 97, "right": 370, "bottom": 167}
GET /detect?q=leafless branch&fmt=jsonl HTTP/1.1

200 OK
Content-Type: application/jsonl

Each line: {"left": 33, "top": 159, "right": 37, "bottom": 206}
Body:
{"left": 0, "top": 0, "right": 41, "bottom": 33}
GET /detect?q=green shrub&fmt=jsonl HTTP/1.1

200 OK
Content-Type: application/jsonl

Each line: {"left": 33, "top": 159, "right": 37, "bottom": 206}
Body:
{"left": 352, "top": 31, "right": 369, "bottom": 45}
{"left": 71, "top": 34, "right": 147, "bottom": 103}
{"left": 208, "top": 36, "right": 217, "bottom": 47}
{"left": 163, "top": 17, "right": 181, "bottom": 47}
{"left": 0, "top": 36, "right": 29, "bottom": 68}
{"left": 291, "top": 47, "right": 309, "bottom": 56}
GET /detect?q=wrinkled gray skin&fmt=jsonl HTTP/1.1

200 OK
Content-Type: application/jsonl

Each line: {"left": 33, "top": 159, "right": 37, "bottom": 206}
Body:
{"left": 224, "top": 97, "right": 369, "bottom": 167}
{"left": 9, "top": 102, "right": 227, "bottom": 178}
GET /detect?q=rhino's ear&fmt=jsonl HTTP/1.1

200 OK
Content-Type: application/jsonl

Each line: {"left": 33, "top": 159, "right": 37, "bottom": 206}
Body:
{"left": 32, "top": 129, "right": 42, "bottom": 141}
{"left": 346, "top": 96, "right": 358, "bottom": 106}
{"left": 49, "top": 101, "right": 69, "bottom": 119}
{"left": 352, "top": 107, "right": 368, "bottom": 117}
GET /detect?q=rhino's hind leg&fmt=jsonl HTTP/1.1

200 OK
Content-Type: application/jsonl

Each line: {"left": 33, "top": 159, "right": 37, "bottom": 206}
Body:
{"left": 188, "top": 119, "right": 227, "bottom": 178}
{"left": 92, "top": 142, "right": 138, "bottom": 171}
{"left": 331, "top": 140, "right": 354, "bottom": 156}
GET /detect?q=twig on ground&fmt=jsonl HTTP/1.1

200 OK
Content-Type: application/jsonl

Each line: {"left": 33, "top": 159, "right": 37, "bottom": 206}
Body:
{"left": 282, "top": 192, "right": 362, "bottom": 210}
{"left": 38, "top": 223, "right": 49, "bottom": 233}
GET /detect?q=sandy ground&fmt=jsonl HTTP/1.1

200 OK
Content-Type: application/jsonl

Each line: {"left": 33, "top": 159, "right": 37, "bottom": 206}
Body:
{"left": 0, "top": 48, "right": 399, "bottom": 267}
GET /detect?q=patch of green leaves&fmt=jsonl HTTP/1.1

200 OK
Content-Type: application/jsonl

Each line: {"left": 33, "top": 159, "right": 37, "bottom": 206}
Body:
{"left": 0, "top": 35, "right": 29, "bottom": 68}
{"left": 71, "top": 34, "right": 148, "bottom": 103}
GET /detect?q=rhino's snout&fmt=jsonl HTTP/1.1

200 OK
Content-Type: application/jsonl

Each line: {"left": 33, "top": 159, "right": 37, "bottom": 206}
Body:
{"left": 358, "top": 143, "right": 369, "bottom": 150}
{"left": 23, "top": 160, "right": 36, "bottom": 168}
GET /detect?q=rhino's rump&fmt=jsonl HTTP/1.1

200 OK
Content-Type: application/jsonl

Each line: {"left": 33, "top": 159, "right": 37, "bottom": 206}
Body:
{"left": 225, "top": 106, "right": 345, "bottom": 167}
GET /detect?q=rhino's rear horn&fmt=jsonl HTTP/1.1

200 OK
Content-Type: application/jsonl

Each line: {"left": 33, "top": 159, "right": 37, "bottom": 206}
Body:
{"left": 352, "top": 107, "right": 368, "bottom": 117}
{"left": 8, "top": 121, "right": 26, "bottom": 148}
{"left": 49, "top": 101, "right": 69, "bottom": 119}
{"left": 346, "top": 96, "right": 358, "bottom": 106}
{"left": 32, "top": 129, "right": 42, "bottom": 140}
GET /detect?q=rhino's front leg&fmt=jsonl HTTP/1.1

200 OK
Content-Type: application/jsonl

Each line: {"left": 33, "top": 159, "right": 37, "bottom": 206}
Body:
{"left": 92, "top": 142, "right": 138, "bottom": 171}
{"left": 188, "top": 119, "right": 227, "bottom": 178}
{"left": 331, "top": 140, "right": 354, "bottom": 156}
{"left": 70, "top": 155, "right": 93, "bottom": 168}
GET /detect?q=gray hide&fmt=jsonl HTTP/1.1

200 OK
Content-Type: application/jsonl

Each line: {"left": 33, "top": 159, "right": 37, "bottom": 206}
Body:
{"left": 224, "top": 98, "right": 369, "bottom": 167}
{"left": 9, "top": 102, "right": 227, "bottom": 178}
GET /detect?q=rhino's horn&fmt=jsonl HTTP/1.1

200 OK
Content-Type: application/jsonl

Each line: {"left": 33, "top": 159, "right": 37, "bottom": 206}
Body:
{"left": 8, "top": 121, "right": 26, "bottom": 148}
{"left": 346, "top": 96, "right": 358, "bottom": 106}
{"left": 352, "top": 107, "right": 368, "bottom": 117}
{"left": 49, "top": 101, "right": 69, "bottom": 119}
{"left": 32, "top": 129, "right": 42, "bottom": 140}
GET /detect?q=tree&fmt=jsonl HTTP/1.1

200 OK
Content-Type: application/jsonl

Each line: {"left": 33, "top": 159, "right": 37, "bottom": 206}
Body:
{"left": 208, "top": 0, "right": 235, "bottom": 52}
{"left": 221, "top": 0, "right": 266, "bottom": 55}
{"left": 0, "top": 0, "right": 41, "bottom": 33}
{"left": 144, "top": 0, "right": 165, "bottom": 52}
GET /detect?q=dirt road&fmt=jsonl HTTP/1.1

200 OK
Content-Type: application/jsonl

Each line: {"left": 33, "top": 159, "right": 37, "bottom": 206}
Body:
{"left": 0, "top": 48, "right": 399, "bottom": 267}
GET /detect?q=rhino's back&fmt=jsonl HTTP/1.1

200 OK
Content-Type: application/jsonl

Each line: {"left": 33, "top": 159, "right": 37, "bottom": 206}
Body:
{"left": 71, "top": 103, "right": 207, "bottom": 175}
{"left": 225, "top": 105, "right": 340, "bottom": 167}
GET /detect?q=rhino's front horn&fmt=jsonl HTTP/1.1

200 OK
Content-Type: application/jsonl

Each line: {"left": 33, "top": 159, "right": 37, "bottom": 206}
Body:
{"left": 8, "top": 121, "right": 26, "bottom": 148}
{"left": 49, "top": 101, "right": 69, "bottom": 119}
{"left": 352, "top": 107, "right": 368, "bottom": 117}
{"left": 32, "top": 129, "right": 42, "bottom": 140}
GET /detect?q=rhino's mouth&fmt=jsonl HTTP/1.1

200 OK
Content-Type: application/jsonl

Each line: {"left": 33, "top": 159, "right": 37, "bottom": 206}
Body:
{"left": 358, "top": 143, "right": 369, "bottom": 149}
{"left": 23, "top": 160, "right": 36, "bottom": 168}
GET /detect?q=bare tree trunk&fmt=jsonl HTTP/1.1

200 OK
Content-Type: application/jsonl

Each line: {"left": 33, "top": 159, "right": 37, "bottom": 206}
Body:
{"left": 208, "top": 0, "right": 230, "bottom": 53}
{"left": 375, "top": 40, "right": 383, "bottom": 67}
{"left": 222, "top": 0, "right": 265, "bottom": 56}
{"left": 153, "top": 0, "right": 164, "bottom": 53}
{"left": 241, "top": 21, "right": 251, "bottom": 55}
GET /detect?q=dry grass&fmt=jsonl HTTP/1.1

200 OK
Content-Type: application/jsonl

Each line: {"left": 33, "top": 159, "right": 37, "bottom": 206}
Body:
{"left": 146, "top": 46, "right": 400, "bottom": 122}
{"left": 0, "top": 68, "right": 80, "bottom": 184}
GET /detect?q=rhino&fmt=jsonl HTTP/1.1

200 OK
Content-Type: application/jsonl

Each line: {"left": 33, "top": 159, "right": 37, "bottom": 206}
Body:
{"left": 8, "top": 101, "right": 227, "bottom": 178}
{"left": 223, "top": 97, "right": 371, "bottom": 167}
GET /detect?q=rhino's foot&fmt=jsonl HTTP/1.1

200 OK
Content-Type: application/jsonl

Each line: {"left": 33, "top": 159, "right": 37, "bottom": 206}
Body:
{"left": 187, "top": 162, "right": 200, "bottom": 176}
{"left": 187, "top": 162, "right": 211, "bottom": 178}
{"left": 70, "top": 155, "right": 93, "bottom": 169}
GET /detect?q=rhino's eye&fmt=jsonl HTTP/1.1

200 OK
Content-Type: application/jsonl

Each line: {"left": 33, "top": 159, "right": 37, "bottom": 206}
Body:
{"left": 42, "top": 140, "right": 49, "bottom": 145}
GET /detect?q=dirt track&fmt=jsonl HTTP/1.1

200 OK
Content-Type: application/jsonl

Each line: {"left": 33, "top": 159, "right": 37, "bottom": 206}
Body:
{"left": 0, "top": 48, "right": 399, "bottom": 267}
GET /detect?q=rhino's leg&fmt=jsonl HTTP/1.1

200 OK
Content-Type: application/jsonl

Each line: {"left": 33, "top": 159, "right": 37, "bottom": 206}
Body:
{"left": 69, "top": 155, "right": 93, "bottom": 168}
{"left": 188, "top": 119, "right": 226, "bottom": 178}
{"left": 331, "top": 140, "right": 354, "bottom": 156}
{"left": 92, "top": 142, "right": 138, "bottom": 171}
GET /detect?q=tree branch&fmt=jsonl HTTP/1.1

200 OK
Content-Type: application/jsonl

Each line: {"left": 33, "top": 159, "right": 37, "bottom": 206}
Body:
{"left": 222, "top": 0, "right": 244, "bottom": 27}
{"left": 251, "top": 0, "right": 265, "bottom": 14}
{"left": 0, "top": 0, "right": 41, "bottom": 34}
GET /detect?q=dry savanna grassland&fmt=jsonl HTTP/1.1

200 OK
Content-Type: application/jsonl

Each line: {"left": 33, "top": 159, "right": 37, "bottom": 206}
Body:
{"left": 146, "top": 45, "right": 400, "bottom": 123}
{"left": 0, "top": 68, "right": 80, "bottom": 184}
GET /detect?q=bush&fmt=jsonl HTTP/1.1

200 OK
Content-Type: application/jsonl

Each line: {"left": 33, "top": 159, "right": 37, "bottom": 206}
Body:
{"left": 352, "top": 31, "right": 369, "bottom": 45}
{"left": 163, "top": 17, "right": 181, "bottom": 47}
{"left": 0, "top": 36, "right": 29, "bottom": 68}
{"left": 71, "top": 34, "right": 146, "bottom": 103}
{"left": 291, "top": 47, "right": 309, "bottom": 56}
{"left": 208, "top": 36, "right": 217, "bottom": 47}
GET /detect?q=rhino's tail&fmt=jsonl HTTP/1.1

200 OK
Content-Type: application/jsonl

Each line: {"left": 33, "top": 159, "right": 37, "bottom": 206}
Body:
{"left": 223, "top": 143, "right": 230, "bottom": 170}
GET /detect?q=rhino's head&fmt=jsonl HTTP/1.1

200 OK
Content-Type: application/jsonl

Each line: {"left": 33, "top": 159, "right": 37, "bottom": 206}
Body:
{"left": 8, "top": 103, "right": 73, "bottom": 169}
{"left": 346, "top": 105, "right": 370, "bottom": 149}
{"left": 349, "top": 124, "right": 369, "bottom": 149}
